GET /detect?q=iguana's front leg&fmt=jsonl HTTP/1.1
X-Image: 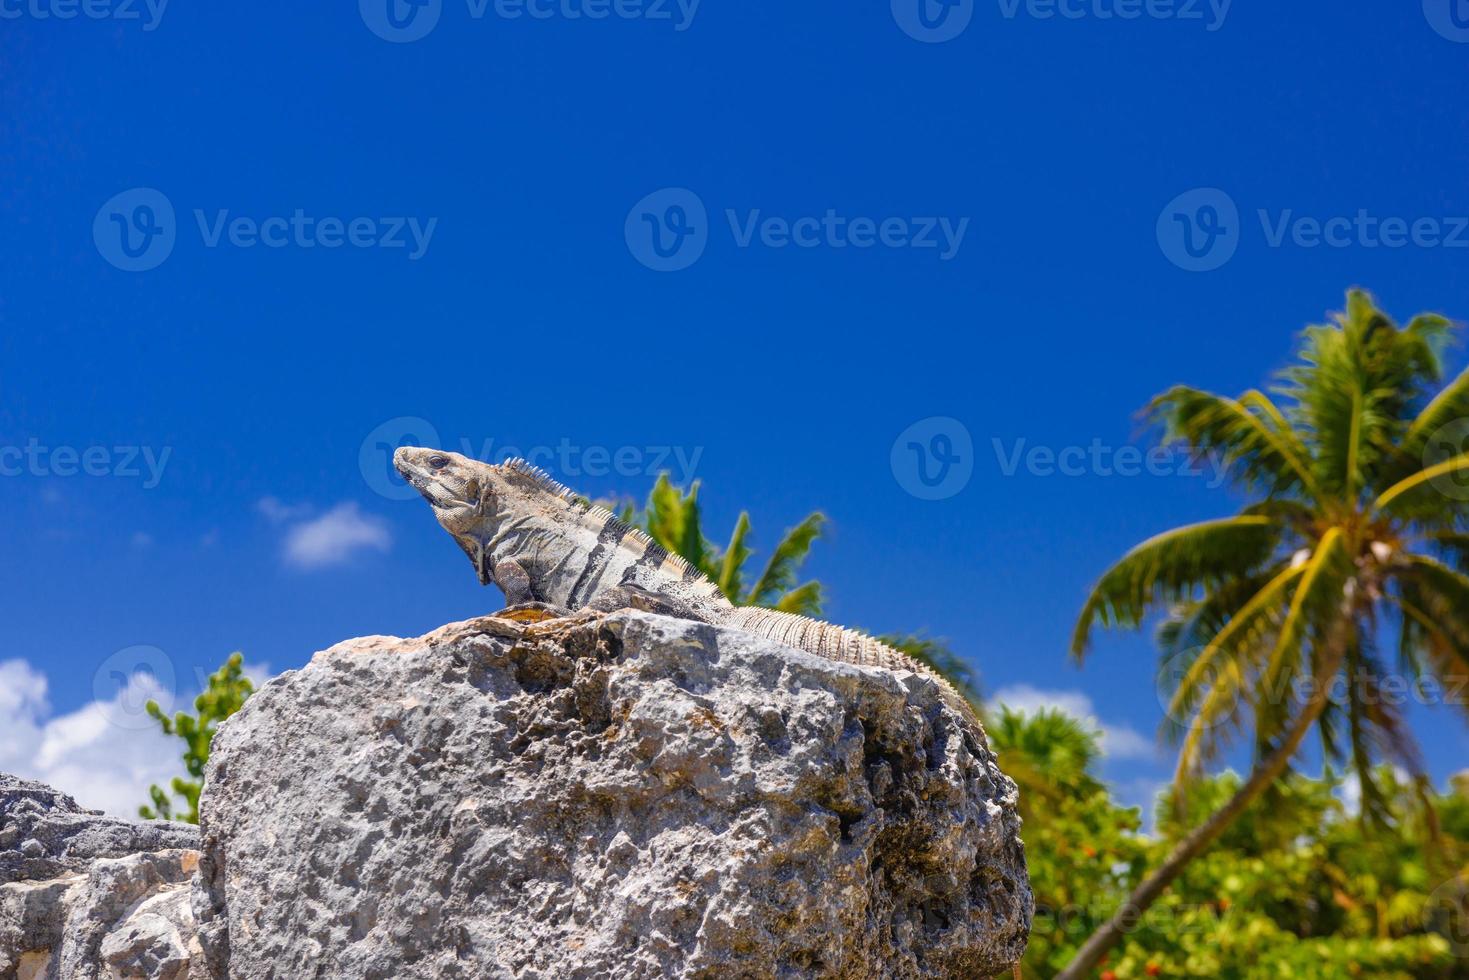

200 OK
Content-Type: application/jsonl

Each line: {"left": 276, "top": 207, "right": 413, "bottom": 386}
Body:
{"left": 493, "top": 559, "right": 538, "bottom": 606}
{"left": 491, "top": 559, "right": 572, "bottom": 622}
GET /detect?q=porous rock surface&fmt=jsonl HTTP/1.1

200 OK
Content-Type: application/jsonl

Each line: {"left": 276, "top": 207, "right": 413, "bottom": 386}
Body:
{"left": 0, "top": 775, "right": 205, "bottom": 980}
{"left": 197, "top": 609, "right": 1031, "bottom": 979}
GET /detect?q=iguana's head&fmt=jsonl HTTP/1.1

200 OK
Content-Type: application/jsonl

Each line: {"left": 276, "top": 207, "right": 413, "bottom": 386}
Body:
{"left": 394, "top": 447, "right": 505, "bottom": 583}
{"left": 395, "top": 446, "right": 586, "bottom": 588}
{"left": 394, "top": 447, "right": 488, "bottom": 530}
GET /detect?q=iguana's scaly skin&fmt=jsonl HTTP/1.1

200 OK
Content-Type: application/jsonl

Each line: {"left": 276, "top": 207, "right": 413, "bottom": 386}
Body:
{"left": 394, "top": 447, "right": 979, "bottom": 726}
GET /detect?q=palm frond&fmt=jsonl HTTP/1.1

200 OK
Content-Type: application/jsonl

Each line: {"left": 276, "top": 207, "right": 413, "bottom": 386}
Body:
{"left": 1391, "top": 556, "right": 1469, "bottom": 684}
{"left": 1383, "top": 362, "right": 1469, "bottom": 487}
{"left": 1281, "top": 290, "right": 1448, "bottom": 502}
{"left": 644, "top": 474, "right": 710, "bottom": 574}
{"left": 1375, "top": 451, "right": 1469, "bottom": 521}
{"left": 1072, "top": 515, "right": 1283, "bottom": 658}
{"left": 748, "top": 512, "right": 827, "bottom": 609}
{"left": 1255, "top": 528, "right": 1353, "bottom": 736}
{"left": 1148, "top": 386, "right": 1321, "bottom": 500}
{"left": 1422, "top": 532, "right": 1469, "bottom": 572}
{"left": 716, "top": 512, "right": 753, "bottom": 601}
{"left": 1161, "top": 562, "right": 1300, "bottom": 749}
{"left": 773, "top": 580, "right": 823, "bottom": 616}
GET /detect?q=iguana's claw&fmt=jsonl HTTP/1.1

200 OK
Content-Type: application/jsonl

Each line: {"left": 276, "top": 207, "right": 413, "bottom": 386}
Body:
{"left": 491, "top": 602, "right": 573, "bottom": 623}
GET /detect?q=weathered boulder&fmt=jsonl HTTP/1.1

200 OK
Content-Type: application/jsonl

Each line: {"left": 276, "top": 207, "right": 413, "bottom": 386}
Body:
{"left": 0, "top": 775, "right": 198, "bottom": 886}
{"left": 198, "top": 609, "right": 1031, "bottom": 978}
{"left": 0, "top": 775, "right": 206, "bottom": 980}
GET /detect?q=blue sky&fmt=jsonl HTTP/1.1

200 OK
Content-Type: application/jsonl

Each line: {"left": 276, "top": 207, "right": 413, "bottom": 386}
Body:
{"left": 2, "top": 1, "right": 1468, "bottom": 815}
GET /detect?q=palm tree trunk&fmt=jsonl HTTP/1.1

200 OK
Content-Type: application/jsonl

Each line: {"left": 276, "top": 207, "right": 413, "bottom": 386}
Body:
{"left": 1055, "top": 619, "right": 1352, "bottom": 979}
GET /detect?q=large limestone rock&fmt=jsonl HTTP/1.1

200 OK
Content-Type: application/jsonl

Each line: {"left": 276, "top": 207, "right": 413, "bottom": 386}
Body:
{"left": 0, "top": 776, "right": 205, "bottom": 980}
{"left": 197, "top": 610, "right": 1031, "bottom": 978}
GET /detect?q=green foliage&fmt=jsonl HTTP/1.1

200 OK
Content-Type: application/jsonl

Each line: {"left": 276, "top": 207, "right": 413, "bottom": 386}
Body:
{"left": 998, "top": 707, "right": 1469, "bottom": 978}
{"left": 139, "top": 652, "right": 254, "bottom": 824}
{"left": 1065, "top": 289, "right": 1469, "bottom": 974}
{"left": 623, "top": 473, "right": 826, "bottom": 612}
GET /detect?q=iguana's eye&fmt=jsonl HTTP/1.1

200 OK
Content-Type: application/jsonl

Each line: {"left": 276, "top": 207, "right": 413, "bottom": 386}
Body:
{"left": 429, "top": 455, "right": 449, "bottom": 470}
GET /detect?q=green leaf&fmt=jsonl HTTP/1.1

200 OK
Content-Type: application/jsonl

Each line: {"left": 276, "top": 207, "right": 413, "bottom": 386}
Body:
{"left": 748, "top": 512, "right": 827, "bottom": 610}
{"left": 716, "top": 512, "right": 752, "bottom": 602}
{"left": 1073, "top": 515, "right": 1282, "bottom": 657}
{"left": 1149, "top": 387, "right": 1321, "bottom": 500}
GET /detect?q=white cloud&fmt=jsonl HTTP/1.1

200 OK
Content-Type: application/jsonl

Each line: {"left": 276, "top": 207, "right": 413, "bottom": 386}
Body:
{"left": 283, "top": 502, "right": 391, "bottom": 568}
{"left": 0, "top": 656, "right": 278, "bottom": 819}
{"left": 993, "top": 683, "right": 1156, "bottom": 761}
{"left": 0, "top": 659, "right": 180, "bottom": 818}
{"left": 130, "top": 531, "right": 154, "bottom": 548}
{"left": 256, "top": 496, "right": 312, "bottom": 524}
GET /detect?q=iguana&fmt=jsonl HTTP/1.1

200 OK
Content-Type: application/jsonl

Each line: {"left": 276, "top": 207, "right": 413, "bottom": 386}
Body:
{"left": 393, "top": 447, "right": 981, "bottom": 727}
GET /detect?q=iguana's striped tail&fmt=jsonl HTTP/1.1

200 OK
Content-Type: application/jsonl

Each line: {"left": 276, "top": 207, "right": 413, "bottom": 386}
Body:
{"left": 723, "top": 607, "right": 979, "bottom": 725}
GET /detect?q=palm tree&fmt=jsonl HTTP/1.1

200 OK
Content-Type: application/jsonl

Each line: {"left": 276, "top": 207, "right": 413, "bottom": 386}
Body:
{"left": 1060, "top": 289, "right": 1469, "bottom": 977}
{"left": 618, "top": 473, "right": 827, "bottom": 613}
